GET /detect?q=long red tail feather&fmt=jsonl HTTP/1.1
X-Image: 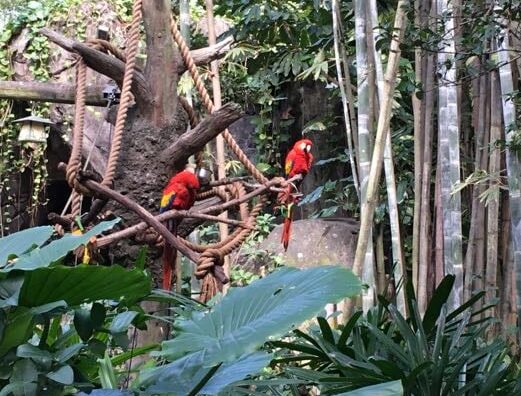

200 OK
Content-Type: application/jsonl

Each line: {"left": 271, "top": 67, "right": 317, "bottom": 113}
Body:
{"left": 281, "top": 216, "right": 292, "bottom": 251}
{"left": 162, "top": 220, "right": 178, "bottom": 290}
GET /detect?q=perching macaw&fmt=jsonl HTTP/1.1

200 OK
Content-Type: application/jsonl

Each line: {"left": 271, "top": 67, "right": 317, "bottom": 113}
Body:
{"left": 160, "top": 168, "right": 200, "bottom": 290}
{"left": 280, "top": 138, "right": 313, "bottom": 251}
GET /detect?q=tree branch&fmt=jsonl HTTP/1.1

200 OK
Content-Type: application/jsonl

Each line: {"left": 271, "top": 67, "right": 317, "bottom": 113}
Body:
{"left": 0, "top": 81, "right": 107, "bottom": 106}
{"left": 79, "top": 176, "right": 199, "bottom": 263}
{"left": 161, "top": 102, "right": 243, "bottom": 169}
{"left": 39, "top": 28, "right": 232, "bottom": 105}
{"left": 40, "top": 27, "right": 152, "bottom": 105}
{"left": 180, "top": 36, "right": 233, "bottom": 74}
{"left": 95, "top": 176, "right": 293, "bottom": 248}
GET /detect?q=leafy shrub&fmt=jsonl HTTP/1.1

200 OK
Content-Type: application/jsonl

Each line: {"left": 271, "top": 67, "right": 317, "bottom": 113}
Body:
{"left": 268, "top": 276, "right": 521, "bottom": 395}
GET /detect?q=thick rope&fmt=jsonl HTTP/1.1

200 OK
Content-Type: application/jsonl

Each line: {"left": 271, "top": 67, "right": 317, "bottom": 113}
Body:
{"left": 102, "top": 0, "right": 143, "bottom": 186}
{"left": 87, "top": 39, "right": 127, "bottom": 63}
{"left": 179, "top": 96, "right": 205, "bottom": 167}
{"left": 170, "top": 17, "right": 268, "bottom": 184}
{"left": 66, "top": 60, "right": 89, "bottom": 218}
{"left": 64, "top": 1, "right": 142, "bottom": 219}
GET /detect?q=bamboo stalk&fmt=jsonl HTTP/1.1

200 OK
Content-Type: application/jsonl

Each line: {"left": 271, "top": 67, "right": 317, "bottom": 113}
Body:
{"left": 437, "top": 0, "right": 464, "bottom": 310}
{"left": 497, "top": 22, "right": 521, "bottom": 333}
{"left": 354, "top": 0, "right": 375, "bottom": 310}
{"left": 417, "top": 51, "right": 435, "bottom": 314}
{"left": 367, "top": 0, "right": 406, "bottom": 315}
{"left": 332, "top": 0, "right": 360, "bottom": 201}
{"left": 352, "top": 0, "right": 409, "bottom": 283}
{"left": 486, "top": 69, "right": 502, "bottom": 326}
{"left": 411, "top": 0, "right": 425, "bottom": 295}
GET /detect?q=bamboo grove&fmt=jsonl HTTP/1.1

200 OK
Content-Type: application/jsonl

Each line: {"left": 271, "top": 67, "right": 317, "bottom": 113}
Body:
{"left": 333, "top": 0, "right": 521, "bottom": 338}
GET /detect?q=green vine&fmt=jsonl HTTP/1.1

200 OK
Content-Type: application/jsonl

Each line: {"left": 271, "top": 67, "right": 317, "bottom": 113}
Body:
{"left": 0, "top": 0, "right": 129, "bottom": 233}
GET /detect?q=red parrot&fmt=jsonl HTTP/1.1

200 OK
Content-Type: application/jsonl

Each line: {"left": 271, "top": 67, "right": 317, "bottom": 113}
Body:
{"left": 160, "top": 168, "right": 200, "bottom": 290}
{"left": 280, "top": 138, "right": 314, "bottom": 251}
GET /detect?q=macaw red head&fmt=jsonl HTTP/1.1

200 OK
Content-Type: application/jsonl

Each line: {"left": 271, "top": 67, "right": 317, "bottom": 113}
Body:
{"left": 294, "top": 138, "right": 313, "bottom": 154}
{"left": 176, "top": 168, "right": 200, "bottom": 190}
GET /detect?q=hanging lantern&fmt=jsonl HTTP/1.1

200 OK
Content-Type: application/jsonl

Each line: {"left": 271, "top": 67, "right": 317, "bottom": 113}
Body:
{"left": 12, "top": 115, "right": 54, "bottom": 144}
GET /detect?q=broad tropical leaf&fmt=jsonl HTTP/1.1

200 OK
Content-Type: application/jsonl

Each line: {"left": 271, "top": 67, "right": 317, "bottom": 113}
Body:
{"left": 336, "top": 380, "right": 403, "bottom": 395}
{"left": 3, "top": 219, "right": 120, "bottom": 272}
{"left": 140, "top": 351, "right": 272, "bottom": 395}
{"left": 0, "top": 307, "right": 33, "bottom": 357}
{"left": 161, "top": 266, "right": 361, "bottom": 365}
{"left": 18, "top": 265, "right": 150, "bottom": 307}
{"left": 0, "top": 226, "right": 54, "bottom": 267}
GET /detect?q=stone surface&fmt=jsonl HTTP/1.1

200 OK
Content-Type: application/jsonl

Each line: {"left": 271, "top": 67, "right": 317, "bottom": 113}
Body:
{"left": 245, "top": 217, "right": 359, "bottom": 270}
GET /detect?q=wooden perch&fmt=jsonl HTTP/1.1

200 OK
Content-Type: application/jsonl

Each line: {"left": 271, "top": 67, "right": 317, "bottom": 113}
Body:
{"left": 79, "top": 176, "right": 199, "bottom": 263}
{"left": 96, "top": 176, "right": 289, "bottom": 248}
{"left": 161, "top": 102, "right": 243, "bottom": 169}
{"left": 0, "top": 81, "right": 107, "bottom": 106}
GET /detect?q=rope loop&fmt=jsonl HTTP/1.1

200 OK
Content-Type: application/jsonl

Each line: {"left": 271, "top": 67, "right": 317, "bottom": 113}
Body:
{"left": 195, "top": 248, "right": 224, "bottom": 280}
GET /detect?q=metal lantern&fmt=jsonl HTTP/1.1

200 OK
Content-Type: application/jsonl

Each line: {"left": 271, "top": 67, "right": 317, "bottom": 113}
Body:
{"left": 13, "top": 115, "right": 54, "bottom": 144}
{"left": 196, "top": 167, "right": 212, "bottom": 186}
{"left": 102, "top": 84, "right": 121, "bottom": 104}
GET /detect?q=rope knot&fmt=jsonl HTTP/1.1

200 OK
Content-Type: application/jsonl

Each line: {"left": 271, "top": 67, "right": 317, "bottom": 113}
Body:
{"left": 195, "top": 248, "right": 229, "bottom": 284}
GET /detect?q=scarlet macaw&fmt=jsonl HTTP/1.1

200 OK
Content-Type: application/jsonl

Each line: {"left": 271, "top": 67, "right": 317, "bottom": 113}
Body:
{"left": 160, "top": 168, "right": 200, "bottom": 290}
{"left": 280, "top": 138, "right": 313, "bottom": 250}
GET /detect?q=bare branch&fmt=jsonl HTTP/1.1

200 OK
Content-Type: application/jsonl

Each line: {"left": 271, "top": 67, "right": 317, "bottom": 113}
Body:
{"left": 95, "top": 176, "right": 296, "bottom": 248}
{"left": 177, "top": 36, "right": 233, "bottom": 73}
{"left": 161, "top": 102, "right": 243, "bottom": 169}
{"left": 80, "top": 176, "right": 200, "bottom": 263}
{"left": 40, "top": 28, "right": 152, "bottom": 105}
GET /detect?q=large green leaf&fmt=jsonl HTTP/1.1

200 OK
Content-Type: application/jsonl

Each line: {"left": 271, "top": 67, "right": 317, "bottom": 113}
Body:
{"left": 0, "top": 226, "right": 54, "bottom": 267}
{"left": 140, "top": 351, "right": 272, "bottom": 395}
{"left": 3, "top": 219, "right": 119, "bottom": 272}
{"left": 18, "top": 264, "right": 151, "bottom": 307}
{"left": 336, "top": 380, "right": 403, "bottom": 395}
{"left": 161, "top": 266, "right": 361, "bottom": 366}
{"left": 0, "top": 307, "right": 33, "bottom": 357}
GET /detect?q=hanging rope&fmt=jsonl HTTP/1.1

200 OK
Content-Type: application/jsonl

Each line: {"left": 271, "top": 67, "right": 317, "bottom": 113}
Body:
{"left": 66, "top": 60, "right": 88, "bottom": 219}
{"left": 169, "top": 16, "right": 269, "bottom": 185}
{"left": 63, "top": 0, "right": 142, "bottom": 222}
{"left": 102, "top": 0, "right": 142, "bottom": 186}
{"left": 179, "top": 96, "right": 205, "bottom": 168}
